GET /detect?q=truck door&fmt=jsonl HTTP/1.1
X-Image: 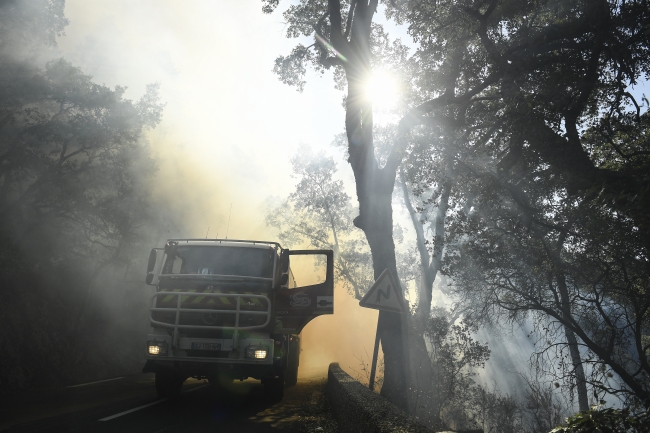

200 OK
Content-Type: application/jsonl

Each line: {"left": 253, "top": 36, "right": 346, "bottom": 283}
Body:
{"left": 273, "top": 249, "right": 334, "bottom": 334}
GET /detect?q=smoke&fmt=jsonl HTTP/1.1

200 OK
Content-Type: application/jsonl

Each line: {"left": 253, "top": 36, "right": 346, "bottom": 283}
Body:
{"left": 57, "top": 0, "right": 343, "bottom": 200}
{"left": 0, "top": 0, "right": 323, "bottom": 390}
{"left": 0, "top": 1, "right": 588, "bottom": 410}
{"left": 474, "top": 324, "right": 535, "bottom": 395}
{"left": 47, "top": 0, "right": 352, "bottom": 249}
{"left": 300, "top": 282, "right": 382, "bottom": 382}
{"left": 0, "top": 0, "right": 358, "bottom": 390}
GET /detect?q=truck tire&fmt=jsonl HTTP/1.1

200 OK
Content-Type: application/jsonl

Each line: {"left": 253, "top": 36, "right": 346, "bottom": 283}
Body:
{"left": 263, "top": 375, "right": 284, "bottom": 402}
{"left": 155, "top": 370, "right": 184, "bottom": 399}
{"left": 285, "top": 336, "right": 300, "bottom": 387}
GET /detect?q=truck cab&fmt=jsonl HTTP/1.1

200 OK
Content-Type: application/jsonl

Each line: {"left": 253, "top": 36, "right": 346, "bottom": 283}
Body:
{"left": 142, "top": 239, "right": 333, "bottom": 400}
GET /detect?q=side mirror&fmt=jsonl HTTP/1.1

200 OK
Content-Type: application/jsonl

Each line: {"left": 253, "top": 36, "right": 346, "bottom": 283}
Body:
{"left": 145, "top": 248, "right": 163, "bottom": 286}
{"left": 279, "top": 273, "right": 289, "bottom": 286}
{"left": 146, "top": 249, "right": 157, "bottom": 274}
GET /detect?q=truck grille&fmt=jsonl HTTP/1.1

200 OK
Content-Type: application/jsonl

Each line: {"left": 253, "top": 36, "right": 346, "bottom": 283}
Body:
{"left": 149, "top": 292, "right": 272, "bottom": 335}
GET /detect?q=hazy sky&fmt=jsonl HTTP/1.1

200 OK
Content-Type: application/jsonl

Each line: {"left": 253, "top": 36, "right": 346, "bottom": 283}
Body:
{"left": 56, "top": 1, "right": 347, "bottom": 239}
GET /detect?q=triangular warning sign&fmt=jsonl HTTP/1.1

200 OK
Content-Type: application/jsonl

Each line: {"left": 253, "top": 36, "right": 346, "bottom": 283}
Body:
{"left": 359, "top": 269, "right": 406, "bottom": 313}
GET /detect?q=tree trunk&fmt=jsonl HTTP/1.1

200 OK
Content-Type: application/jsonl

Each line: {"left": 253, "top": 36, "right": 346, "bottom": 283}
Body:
{"left": 406, "top": 314, "right": 446, "bottom": 429}
{"left": 398, "top": 170, "right": 433, "bottom": 318}
{"left": 564, "top": 325, "right": 590, "bottom": 412}
{"left": 327, "top": 0, "right": 410, "bottom": 410}
{"left": 428, "top": 181, "right": 450, "bottom": 297}
{"left": 398, "top": 172, "right": 457, "bottom": 427}
{"left": 556, "top": 271, "right": 589, "bottom": 412}
{"left": 399, "top": 170, "right": 450, "bottom": 317}
{"left": 356, "top": 172, "right": 410, "bottom": 409}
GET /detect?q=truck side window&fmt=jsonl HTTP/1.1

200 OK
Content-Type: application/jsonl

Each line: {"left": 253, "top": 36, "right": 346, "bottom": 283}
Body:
{"left": 162, "top": 253, "right": 184, "bottom": 274}
{"left": 286, "top": 254, "right": 326, "bottom": 287}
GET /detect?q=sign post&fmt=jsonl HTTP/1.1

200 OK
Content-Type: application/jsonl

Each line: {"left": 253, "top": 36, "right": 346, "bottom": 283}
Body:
{"left": 359, "top": 268, "right": 407, "bottom": 390}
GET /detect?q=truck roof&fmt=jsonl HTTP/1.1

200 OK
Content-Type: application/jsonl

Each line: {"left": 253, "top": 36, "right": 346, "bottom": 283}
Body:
{"left": 166, "top": 239, "right": 282, "bottom": 250}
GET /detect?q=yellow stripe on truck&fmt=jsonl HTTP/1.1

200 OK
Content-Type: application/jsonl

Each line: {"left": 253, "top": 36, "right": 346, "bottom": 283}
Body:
{"left": 181, "top": 289, "right": 198, "bottom": 303}
{"left": 160, "top": 290, "right": 266, "bottom": 307}
{"left": 162, "top": 289, "right": 181, "bottom": 302}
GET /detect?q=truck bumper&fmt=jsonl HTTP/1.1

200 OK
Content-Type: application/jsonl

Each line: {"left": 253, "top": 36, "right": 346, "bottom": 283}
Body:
{"left": 144, "top": 335, "right": 280, "bottom": 380}
{"left": 145, "top": 335, "right": 275, "bottom": 364}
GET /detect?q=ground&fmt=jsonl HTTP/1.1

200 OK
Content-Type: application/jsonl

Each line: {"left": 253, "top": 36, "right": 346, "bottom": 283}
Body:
{"left": 0, "top": 371, "right": 339, "bottom": 432}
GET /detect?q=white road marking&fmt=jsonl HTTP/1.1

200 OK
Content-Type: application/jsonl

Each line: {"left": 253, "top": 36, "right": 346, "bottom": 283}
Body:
{"left": 99, "top": 399, "right": 168, "bottom": 421}
{"left": 98, "top": 384, "right": 209, "bottom": 422}
{"left": 68, "top": 377, "right": 125, "bottom": 388}
{"left": 183, "top": 384, "right": 209, "bottom": 394}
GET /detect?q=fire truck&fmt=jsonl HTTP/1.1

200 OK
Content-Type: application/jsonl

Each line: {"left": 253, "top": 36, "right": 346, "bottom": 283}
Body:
{"left": 142, "top": 239, "right": 333, "bottom": 400}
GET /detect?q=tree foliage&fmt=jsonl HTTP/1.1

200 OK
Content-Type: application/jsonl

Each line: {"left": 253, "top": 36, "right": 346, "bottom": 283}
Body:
{"left": 0, "top": 0, "right": 68, "bottom": 53}
{"left": 265, "top": 0, "right": 650, "bottom": 417}
{"left": 551, "top": 407, "right": 650, "bottom": 433}
{"left": 402, "top": 0, "right": 650, "bottom": 408}
{"left": 266, "top": 146, "right": 416, "bottom": 300}
{"left": 266, "top": 147, "right": 375, "bottom": 299}
{"left": 0, "top": 3, "right": 168, "bottom": 392}
{"left": 424, "top": 308, "right": 490, "bottom": 426}
{"left": 0, "top": 57, "right": 163, "bottom": 269}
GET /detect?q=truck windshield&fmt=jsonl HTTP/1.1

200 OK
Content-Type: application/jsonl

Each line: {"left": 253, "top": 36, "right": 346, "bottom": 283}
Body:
{"left": 162, "top": 246, "right": 274, "bottom": 278}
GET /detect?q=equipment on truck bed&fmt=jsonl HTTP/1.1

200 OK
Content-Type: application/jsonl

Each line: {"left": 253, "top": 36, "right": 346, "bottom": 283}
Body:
{"left": 142, "top": 239, "right": 334, "bottom": 400}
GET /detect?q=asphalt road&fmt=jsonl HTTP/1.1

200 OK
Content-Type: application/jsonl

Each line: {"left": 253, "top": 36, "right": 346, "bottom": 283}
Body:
{"left": 0, "top": 371, "right": 337, "bottom": 433}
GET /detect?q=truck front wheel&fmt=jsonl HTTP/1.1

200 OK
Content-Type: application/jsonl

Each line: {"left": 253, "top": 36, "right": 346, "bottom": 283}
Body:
{"left": 285, "top": 336, "right": 300, "bottom": 387}
{"left": 155, "top": 370, "right": 184, "bottom": 399}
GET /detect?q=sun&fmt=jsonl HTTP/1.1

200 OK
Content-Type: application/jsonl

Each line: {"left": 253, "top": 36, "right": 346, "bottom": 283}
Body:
{"left": 363, "top": 70, "right": 399, "bottom": 111}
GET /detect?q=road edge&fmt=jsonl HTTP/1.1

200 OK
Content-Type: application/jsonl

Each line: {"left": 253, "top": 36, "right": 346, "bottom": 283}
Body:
{"left": 326, "top": 362, "right": 434, "bottom": 433}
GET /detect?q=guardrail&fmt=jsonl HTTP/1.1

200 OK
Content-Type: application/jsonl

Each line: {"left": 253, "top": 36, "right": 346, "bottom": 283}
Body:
{"left": 326, "top": 363, "right": 482, "bottom": 433}
{"left": 326, "top": 363, "right": 433, "bottom": 433}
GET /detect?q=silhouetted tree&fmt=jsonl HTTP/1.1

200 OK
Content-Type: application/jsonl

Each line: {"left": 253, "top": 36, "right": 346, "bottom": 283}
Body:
{"left": 265, "top": 0, "right": 650, "bottom": 415}
{"left": 384, "top": 4, "right": 650, "bottom": 409}
{"left": 266, "top": 146, "right": 374, "bottom": 299}
{"left": 0, "top": 0, "right": 68, "bottom": 54}
{"left": 0, "top": 2, "right": 167, "bottom": 391}
{"left": 264, "top": 0, "right": 425, "bottom": 409}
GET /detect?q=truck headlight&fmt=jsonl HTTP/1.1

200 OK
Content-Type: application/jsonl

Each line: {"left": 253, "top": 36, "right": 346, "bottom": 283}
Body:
{"left": 245, "top": 346, "right": 268, "bottom": 359}
{"left": 148, "top": 342, "right": 168, "bottom": 355}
